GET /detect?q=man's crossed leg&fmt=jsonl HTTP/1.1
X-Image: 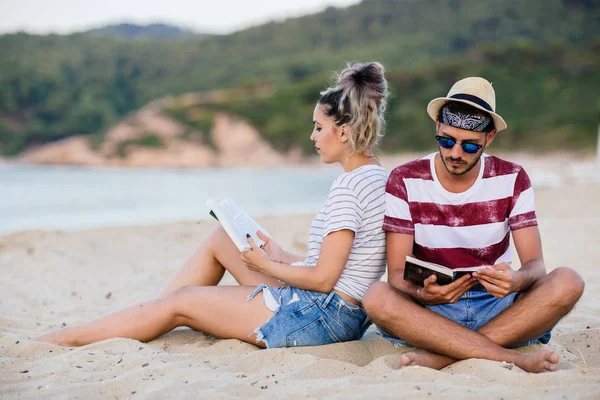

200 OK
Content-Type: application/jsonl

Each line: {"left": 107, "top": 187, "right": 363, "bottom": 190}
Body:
{"left": 363, "top": 267, "right": 584, "bottom": 373}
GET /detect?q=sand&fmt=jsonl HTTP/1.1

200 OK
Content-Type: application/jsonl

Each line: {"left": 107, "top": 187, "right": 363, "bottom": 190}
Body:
{"left": 1, "top": 176, "right": 600, "bottom": 398}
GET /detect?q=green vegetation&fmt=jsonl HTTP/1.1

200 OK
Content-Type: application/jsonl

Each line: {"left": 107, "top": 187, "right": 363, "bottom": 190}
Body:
{"left": 162, "top": 106, "right": 216, "bottom": 147}
{"left": 114, "top": 133, "right": 165, "bottom": 158}
{"left": 84, "top": 23, "right": 202, "bottom": 40}
{"left": 0, "top": 0, "right": 598, "bottom": 155}
{"left": 164, "top": 42, "right": 600, "bottom": 153}
{"left": 133, "top": 133, "right": 164, "bottom": 148}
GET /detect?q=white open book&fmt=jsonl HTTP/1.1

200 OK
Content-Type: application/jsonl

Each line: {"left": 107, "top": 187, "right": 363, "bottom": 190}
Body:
{"left": 206, "top": 198, "right": 269, "bottom": 252}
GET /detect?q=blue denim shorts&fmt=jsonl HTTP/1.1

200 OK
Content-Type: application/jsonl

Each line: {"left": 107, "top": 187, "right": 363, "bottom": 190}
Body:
{"left": 379, "top": 288, "right": 552, "bottom": 348}
{"left": 248, "top": 284, "right": 371, "bottom": 348}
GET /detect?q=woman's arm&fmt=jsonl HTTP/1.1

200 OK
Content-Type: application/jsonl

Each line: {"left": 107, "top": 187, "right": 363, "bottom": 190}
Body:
{"left": 242, "top": 230, "right": 354, "bottom": 292}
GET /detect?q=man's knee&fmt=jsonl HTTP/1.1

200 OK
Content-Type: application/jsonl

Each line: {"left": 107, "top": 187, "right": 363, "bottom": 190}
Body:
{"left": 363, "top": 282, "right": 401, "bottom": 322}
{"left": 546, "top": 267, "right": 585, "bottom": 307}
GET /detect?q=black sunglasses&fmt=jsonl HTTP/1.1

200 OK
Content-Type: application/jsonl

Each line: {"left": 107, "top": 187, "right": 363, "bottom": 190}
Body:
{"left": 435, "top": 135, "right": 483, "bottom": 155}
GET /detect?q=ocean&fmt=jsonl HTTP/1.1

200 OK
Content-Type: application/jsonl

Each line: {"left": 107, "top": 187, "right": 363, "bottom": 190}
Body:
{"left": 2, "top": 158, "right": 598, "bottom": 235}
{"left": 0, "top": 164, "right": 340, "bottom": 235}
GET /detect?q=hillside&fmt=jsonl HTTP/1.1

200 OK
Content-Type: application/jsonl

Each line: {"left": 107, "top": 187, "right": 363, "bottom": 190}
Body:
{"left": 0, "top": 0, "right": 599, "bottom": 156}
{"left": 162, "top": 42, "right": 600, "bottom": 153}
{"left": 15, "top": 40, "right": 599, "bottom": 169}
{"left": 83, "top": 23, "right": 204, "bottom": 40}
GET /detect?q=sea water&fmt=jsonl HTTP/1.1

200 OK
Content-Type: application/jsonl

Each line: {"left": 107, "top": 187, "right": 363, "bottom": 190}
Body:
{"left": 0, "top": 164, "right": 340, "bottom": 235}
{"left": 2, "top": 158, "right": 598, "bottom": 235}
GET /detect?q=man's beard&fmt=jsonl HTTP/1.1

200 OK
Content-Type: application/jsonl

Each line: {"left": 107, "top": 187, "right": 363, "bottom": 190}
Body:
{"left": 440, "top": 150, "right": 483, "bottom": 176}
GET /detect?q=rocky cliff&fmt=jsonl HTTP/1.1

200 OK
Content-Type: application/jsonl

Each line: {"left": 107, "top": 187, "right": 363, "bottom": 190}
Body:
{"left": 18, "top": 106, "right": 302, "bottom": 168}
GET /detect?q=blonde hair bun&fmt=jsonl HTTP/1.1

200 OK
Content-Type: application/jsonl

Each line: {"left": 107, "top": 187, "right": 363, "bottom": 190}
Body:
{"left": 318, "top": 62, "right": 389, "bottom": 155}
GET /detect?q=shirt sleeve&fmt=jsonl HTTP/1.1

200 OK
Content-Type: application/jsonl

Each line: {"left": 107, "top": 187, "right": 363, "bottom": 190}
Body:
{"left": 383, "top": 168, "right": 414, "bottom": 234}
{"left": 508, "top": 168, "right": 538, "bottom": 231}
{"left": 322, "top": 182, "right": 363, "bottom": 237}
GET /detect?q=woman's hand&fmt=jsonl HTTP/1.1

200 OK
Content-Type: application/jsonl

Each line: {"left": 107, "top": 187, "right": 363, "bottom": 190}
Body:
{"left": 256, "top": 230, "right": 286, "bottom": 263}
{"left": 241, "top": 234, "right": 272, "bottom": 274}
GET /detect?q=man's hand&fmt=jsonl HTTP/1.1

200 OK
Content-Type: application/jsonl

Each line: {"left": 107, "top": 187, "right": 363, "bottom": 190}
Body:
{"left": 473, "top": 263, "right": 520, "bottom": 298}
{"left": 241, "top": 235, "right": 271, "bottom": 274}
{"left": 418, "top": 274, "right": 478, "bottom": 305}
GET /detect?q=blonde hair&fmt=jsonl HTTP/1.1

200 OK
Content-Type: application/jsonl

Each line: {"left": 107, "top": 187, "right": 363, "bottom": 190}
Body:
{"left": 318, "top": 62, "right": 388, "bottom": 155}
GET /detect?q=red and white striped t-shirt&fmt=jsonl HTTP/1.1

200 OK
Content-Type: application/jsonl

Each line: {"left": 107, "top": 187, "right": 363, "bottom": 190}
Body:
{"left": 383, "top": 153, "right": 537, "bottom": 269}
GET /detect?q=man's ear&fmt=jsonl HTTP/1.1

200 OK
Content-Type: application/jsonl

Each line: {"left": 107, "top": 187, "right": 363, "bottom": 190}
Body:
{"left": 339, "top": 124, "right": 350, "bottom": 143}
{"left": 484, "top": 129, "right": 498, "bottom": 148}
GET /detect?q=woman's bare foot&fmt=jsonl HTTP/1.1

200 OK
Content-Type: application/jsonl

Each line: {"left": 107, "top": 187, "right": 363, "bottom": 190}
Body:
{"left": 400, "top": 351, "right": 455, "bottom": 370}
{"left": 35, "top": 328, "right": 79, "bottom": 346}
{"left": 515, "top": 350, "right": 559, "bottom": 373}
{"left": 35, "top": 331, "right": 63, "bottom": 345}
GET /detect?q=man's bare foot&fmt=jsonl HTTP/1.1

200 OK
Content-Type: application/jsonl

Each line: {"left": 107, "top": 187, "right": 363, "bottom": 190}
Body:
{"left": 400, "top": 351, "right": 455, "bottom": 370}
{"left": 515, "top": 350, "right": 559, "bottom": 373}
{"left": 400, "top": 349, "right": 559, "bottom": 373}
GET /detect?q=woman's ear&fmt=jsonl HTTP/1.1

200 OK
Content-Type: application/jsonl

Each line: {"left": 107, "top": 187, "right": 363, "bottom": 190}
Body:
{"left": 339, "top": 124, "right": 350, "bottom": 143}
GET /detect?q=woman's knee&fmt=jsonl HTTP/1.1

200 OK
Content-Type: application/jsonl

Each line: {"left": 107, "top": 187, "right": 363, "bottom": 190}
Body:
{"left": 205, "top": 225, "right": 229, "bottom": 246}
{"left": 202, "top": 225, "right": 238, "bottom": 259}
{"left": 165, "top": 286, "right": 197, "bottom": 322}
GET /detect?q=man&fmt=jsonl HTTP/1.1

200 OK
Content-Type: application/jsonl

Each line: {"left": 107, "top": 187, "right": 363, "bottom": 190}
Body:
{"left": 362, "top": 77, "right": 585, "bottom": 373}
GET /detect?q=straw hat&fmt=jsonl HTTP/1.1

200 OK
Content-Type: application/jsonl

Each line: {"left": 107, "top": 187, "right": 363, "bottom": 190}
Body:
{"left": 426, "top": 77, "right": 507, "bottom": 132}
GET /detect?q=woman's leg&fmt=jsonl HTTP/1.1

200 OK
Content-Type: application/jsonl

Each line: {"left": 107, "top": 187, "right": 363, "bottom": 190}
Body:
{"left": 36, "top": 285, "right": 273, "bottom": 347}
{"left": 162, "top": 226, "right": 283, "bottom": 295}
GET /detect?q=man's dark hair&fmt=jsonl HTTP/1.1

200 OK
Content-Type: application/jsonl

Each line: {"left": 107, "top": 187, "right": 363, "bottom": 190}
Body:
{"left": 437, "top": 101, "right": 496, "bottom": 133}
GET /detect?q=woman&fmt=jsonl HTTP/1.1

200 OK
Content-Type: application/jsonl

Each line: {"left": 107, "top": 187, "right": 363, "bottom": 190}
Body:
{"left": 37, "top": 61, "right": 389, "bottom": 348}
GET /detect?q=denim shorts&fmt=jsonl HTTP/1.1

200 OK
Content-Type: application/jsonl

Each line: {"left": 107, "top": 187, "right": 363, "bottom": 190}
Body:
{"left": 378, "top": 288, "right": 552, "bottom": 348}
{"left": 248, "top": 284, "right": 371, "bottom": 348}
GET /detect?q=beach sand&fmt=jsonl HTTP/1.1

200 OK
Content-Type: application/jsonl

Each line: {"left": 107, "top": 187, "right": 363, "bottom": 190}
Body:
{"left": 1, "top": 180, "right": 599, "bottom": 399}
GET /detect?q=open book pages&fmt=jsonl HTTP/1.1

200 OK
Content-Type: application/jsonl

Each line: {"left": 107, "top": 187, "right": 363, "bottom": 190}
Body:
{"left": 206, "top": 198, "right": 269, "bottom": 252}
{"left": 404, "top": 256, "right": 489, "bottom": 286}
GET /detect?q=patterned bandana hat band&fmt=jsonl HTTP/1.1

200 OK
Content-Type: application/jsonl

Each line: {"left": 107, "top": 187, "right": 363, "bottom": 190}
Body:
{"left": 441, "top": 106, "right": 491, "bottom": 132}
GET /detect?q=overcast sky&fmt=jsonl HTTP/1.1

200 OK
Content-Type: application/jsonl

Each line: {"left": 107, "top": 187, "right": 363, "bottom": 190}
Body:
{"left": 1, "top": 0, "right": 361, "bottom": 35}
